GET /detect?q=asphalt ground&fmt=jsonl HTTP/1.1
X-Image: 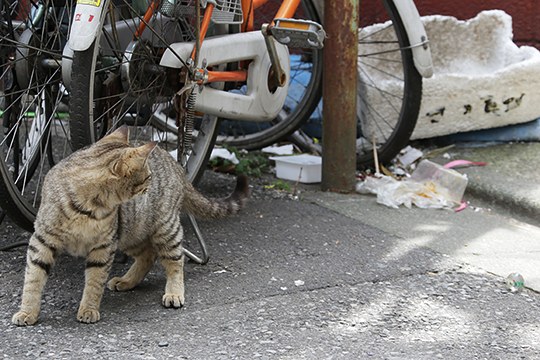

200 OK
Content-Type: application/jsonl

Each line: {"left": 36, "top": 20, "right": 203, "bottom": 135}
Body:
{"left": 1, "top": 155, "right": 540, "bottom": 359}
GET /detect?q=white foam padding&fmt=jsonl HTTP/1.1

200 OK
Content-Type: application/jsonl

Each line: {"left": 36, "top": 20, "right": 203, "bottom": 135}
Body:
{"left": 412, "top": 10, "right": 540, "bottom": 139}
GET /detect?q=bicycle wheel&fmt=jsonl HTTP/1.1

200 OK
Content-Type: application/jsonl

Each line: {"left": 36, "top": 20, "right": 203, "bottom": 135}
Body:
{"left": 214, "top": 0, "right": 323, "bottom": 150}
{"left": 69, "top": 0, "right": 219, "bottom": 184}
{"left": 0, "top": 0, "right": 74, "bottom": 232}
{"left": 297, "top": 0, "right": 423, "bottom": 169}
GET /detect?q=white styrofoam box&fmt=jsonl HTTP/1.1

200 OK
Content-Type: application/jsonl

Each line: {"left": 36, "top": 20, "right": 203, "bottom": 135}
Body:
{"left": 270, "top": 154, "right": 322, "bottom": 183}
{"left": 360, "top": 10, "right": 540, "bottom": 139}
{"left": 413, "top": 10, "right": 540, "bottom": 139}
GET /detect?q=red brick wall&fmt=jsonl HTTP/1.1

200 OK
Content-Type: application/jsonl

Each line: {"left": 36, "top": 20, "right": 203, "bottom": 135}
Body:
{"left": 359, "top": 1, "right": 540, "bottom": 50}
{"left": 413, "top": 1, "right": 540, "bottom": 49}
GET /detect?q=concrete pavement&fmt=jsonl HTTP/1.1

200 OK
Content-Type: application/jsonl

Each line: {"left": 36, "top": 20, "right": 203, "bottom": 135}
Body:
{"left": 0, "top": 141, "right": 540, "bottom": 358}
{"left": 307, "top": 141, "right": 540, "bottom": 292}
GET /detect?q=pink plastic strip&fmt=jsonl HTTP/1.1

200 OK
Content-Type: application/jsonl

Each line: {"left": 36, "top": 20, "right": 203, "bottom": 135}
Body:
{"left": 454, "top": 201, "right": 468, "bottom": 212}
{"left": 443, "top": 160, "right": 488, "bottom": 169}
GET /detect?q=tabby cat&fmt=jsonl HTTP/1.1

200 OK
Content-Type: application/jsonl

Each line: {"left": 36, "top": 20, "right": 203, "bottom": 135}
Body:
{"left": 12, "top": 126, "right": 249, "bottom": 326}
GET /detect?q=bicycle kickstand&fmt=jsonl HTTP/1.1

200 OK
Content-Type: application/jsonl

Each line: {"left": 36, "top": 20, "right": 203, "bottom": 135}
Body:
{"left": 183, "top": 213, "right": 209, "bottom": 265}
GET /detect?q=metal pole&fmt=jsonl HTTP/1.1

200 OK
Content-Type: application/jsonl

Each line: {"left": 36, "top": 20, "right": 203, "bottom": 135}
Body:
{"left": 322, "top": 0, "right": 358, "bottom": 193}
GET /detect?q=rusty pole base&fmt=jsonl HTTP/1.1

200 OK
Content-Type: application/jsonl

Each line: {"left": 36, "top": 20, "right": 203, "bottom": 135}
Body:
{"left": 321, "top": 0, "right": 358, "bottom": 193}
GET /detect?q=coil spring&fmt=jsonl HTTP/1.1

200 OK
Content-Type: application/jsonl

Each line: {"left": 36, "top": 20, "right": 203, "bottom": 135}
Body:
{"left": 184, "top": 90, "right": 196, "bottom": 151}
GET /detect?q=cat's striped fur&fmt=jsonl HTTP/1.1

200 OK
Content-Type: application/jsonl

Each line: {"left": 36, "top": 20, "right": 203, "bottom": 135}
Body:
{"left": 12, "top": 126, "right": 249, "bottom": 326}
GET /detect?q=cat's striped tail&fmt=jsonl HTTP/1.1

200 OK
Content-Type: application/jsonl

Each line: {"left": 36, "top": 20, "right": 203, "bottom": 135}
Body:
{"left": 184, "top": 175, "right": 249, "bottom": 219}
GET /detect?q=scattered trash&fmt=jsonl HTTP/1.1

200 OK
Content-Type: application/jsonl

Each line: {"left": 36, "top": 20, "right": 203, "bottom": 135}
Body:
{"left": 210, "top": 148, "right": 240, "bottom": 165}
{"left": 357, "top": 174, "right": 456, "bottom": 209}
{"left": 270, "top": 154, "right": 322, "bottom": 183}
{"left": 294, "top": 280, "right": 305, "bottom": 287}
{"left": 443, "top": 159, "right": 488, "bottom": 169}
{"left": 396, "top": 146, "right": 424, "bottom": 167}
{"left": 505, "top": 273, "right": 525, "bottom": 293}
{"left": 411, "top": 160, "right": 468, "bottom": 205}
{"left": 358, "top": 142, "right": 491, "bottom": 212}
{"left": 454, "top": 201, "right": 468, "bottom": 212}
{"left": 357, "top": 160, "right": 469, "bottom": 209}
{"left": 262, "top": 144, "right": 294, "bottom": 156}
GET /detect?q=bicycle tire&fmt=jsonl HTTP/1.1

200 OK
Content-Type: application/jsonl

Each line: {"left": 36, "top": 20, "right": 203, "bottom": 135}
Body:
{"left": 295, "top": 0, "right": 423, "bottom": 169}
{"left": 356, "top": 0, "right": 423, "bottom": 167}
{"left": 0, "top": 1, "right": 74, "bottom": 232}
{"left": 69, "top": 0, "right": 219, "bottom": 184}
{"left": 214, "top": 0, "right": 323, "bottom": 150}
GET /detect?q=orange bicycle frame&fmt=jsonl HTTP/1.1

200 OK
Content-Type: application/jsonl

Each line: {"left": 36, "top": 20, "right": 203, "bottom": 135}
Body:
{"left": 196, "top": 0, "right": 301, "bottom": 84}
{"left": 134, "top": 0, "right": 299, "bottom": 84}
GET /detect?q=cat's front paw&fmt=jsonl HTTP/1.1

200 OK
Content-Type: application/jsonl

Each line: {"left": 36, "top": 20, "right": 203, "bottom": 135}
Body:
{"left": 12, "top": 311, "right": 38, "bottom": 326}
{"left": 107, "top": 277, "right": 134, "bottom": 291}
{"left": 77, "top": 307, "right": 101, "bottom": 324}
{"left": 162, "top": 293, "right": 184, "bottom": 308}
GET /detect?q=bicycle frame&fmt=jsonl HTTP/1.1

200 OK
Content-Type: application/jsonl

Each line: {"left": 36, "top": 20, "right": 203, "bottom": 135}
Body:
{"left": 69, "top": 0, "right": 300, "bottom": 65}
{"left": 186, "top": 0, "right": 302, "bottom": 84}
{"left": 67, "top": 0, "right": 302, "bottom": 121}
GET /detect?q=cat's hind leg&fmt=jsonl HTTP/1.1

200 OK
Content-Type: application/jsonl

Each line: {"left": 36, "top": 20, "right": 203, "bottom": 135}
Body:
{"left": 12, "top": 232, "right": 59, "bottom": 326}
{"left": 108, "top": 246, "right": 156, "bottom": 291}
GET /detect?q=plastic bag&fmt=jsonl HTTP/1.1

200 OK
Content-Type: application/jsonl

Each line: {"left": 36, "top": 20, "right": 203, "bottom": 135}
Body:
{"left": 356, "top": 160, "right": 468, "bottom": 209}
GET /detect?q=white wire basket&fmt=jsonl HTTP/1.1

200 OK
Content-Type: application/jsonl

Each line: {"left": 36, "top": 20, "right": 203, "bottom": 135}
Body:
{"left": 160, "top": 0, "right": 243, "bottom": 25}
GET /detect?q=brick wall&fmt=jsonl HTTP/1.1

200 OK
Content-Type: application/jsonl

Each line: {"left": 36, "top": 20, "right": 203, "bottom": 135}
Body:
{"left": 409, "top": 1, "right": 540, "bottom": 49}
{"left": 355, "top": 1, "right": 540, "bottom": 50}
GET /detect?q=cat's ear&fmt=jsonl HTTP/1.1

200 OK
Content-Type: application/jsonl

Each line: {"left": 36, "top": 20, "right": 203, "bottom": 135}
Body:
{"left": 101, "top": 126, "right": 129, "bottom": 144}
{"left": 111, "top": 142, "right": 157, "bottom": 177}
{"left": 135, "top": 141, "right": 158, "bottom": 163}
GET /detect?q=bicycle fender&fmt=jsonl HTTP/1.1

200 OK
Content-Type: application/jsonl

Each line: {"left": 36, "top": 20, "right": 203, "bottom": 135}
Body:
{"left": 68, "top": 0, "right": 108, "bottom": 51}
{"left": 61, "top": 46, "right": 74, "bottom": 89}
{"left": 390, "top": 0, "right": 433, "bottom": 78}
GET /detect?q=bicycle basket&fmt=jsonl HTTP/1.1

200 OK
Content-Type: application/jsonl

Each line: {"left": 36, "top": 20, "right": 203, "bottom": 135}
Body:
{"left": 160, "top": 0, "right": 243, "bottom": 25}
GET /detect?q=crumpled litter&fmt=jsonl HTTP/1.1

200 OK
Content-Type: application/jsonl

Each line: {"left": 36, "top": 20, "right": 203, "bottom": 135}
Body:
{"left": 356, "top": 160, "right": 470, "bottom": 209}
{"left": 357, "top": 175, "right": 460, "bottom": 209}
{"left": 209, "top": 148, "right": 240, "bottom": 165}
{"left": 396, "top": 145, "right": 423, "bottom": 167}
{"left": 262, "top": 144, "right": 294, "bottom": 155}
{"left": 169, "top": 148, "right": 240, "bottom": 165}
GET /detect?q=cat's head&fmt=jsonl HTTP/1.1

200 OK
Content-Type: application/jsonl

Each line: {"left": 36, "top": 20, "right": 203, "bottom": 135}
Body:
{"left": 81, "top": 126, "right": 157, "bottom": 203}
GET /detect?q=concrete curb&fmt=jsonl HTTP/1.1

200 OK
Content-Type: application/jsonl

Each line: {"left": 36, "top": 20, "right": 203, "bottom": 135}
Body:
{"left": 465, "top": 178, "right": 540, "bottom": 220}
{"left": 434, "top": 142, "right": 540, "bottom": 222}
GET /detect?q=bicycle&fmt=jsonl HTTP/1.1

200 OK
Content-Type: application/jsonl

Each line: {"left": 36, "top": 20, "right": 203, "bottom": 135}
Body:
{"left": 291, "top": 0, "right": 433, "bottom": 169}
{"left": 65, "top": 0, "right": 326, "bottom": 179}
{"left": 0, "top": 0, "right": 323, "bottom": 233}
{"left": 0, "top": 0, "right": 431, "bottom": 236}
{"left": 0, "top": 0, "right": 76, "bottom": 232}
{"left": 214, "top": 0, "right": 434, "bottom": 164}
{"left": 65, "top": 0, "right": 432, "bottom": 169}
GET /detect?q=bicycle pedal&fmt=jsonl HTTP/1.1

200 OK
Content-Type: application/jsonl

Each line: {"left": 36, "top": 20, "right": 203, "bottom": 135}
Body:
{"left": 271, "top": 18, "right": 325, "bottom": 49}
